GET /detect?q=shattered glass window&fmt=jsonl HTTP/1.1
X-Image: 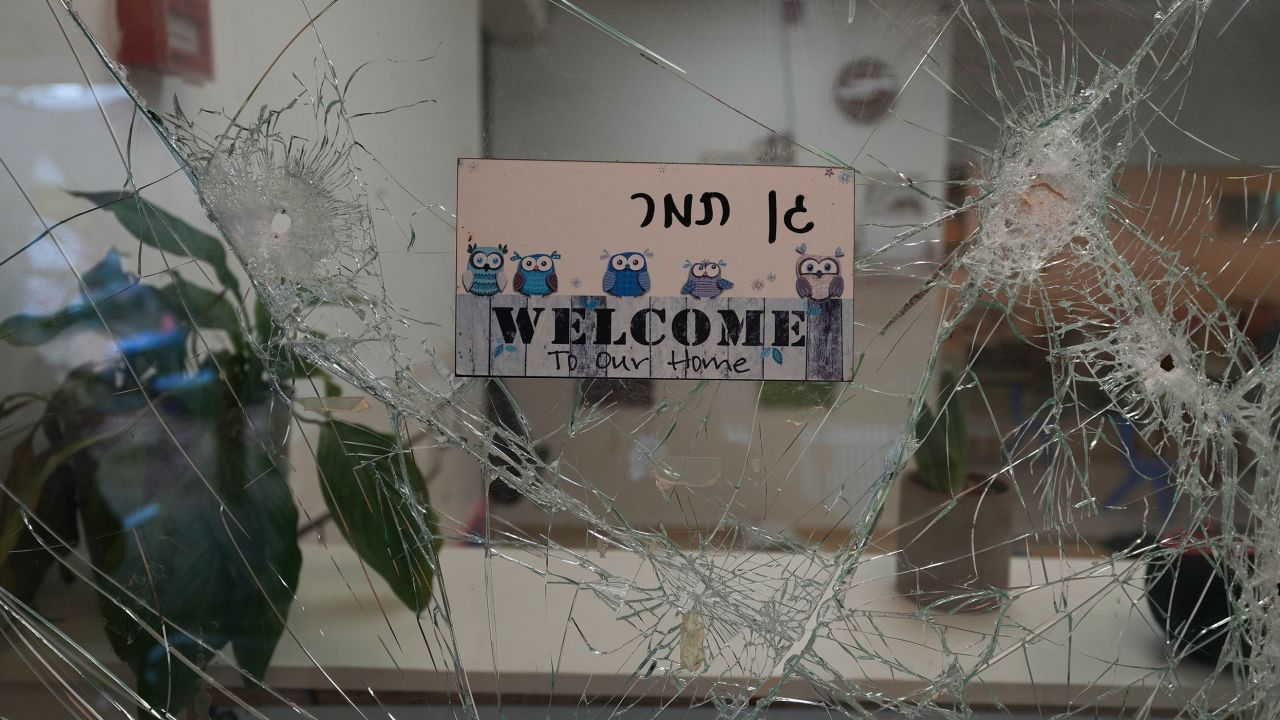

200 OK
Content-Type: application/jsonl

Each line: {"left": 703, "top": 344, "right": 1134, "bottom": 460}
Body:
{"left": 2, "top": 1, "right": 1279, "bottom": 718}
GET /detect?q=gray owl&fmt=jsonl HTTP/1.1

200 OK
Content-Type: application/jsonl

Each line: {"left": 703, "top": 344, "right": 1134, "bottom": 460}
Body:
{"left": 795, "top": 244, "right": 844, "bottom": 301}
{"left": 680, "top": 259, "right": 734, "bottom": 299}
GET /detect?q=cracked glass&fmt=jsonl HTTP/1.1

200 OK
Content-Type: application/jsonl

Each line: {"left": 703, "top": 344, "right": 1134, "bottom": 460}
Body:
{"left": 2, "top": 1, "right": 1279, "bottom": 719}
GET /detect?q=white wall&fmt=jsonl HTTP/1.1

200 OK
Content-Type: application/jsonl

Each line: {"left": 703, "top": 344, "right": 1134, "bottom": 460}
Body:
{"left": 488, "top": 1, "right": 952, "bottom": 174}
{"left": 483, "top": 1, "right": 954, "bottom": 535}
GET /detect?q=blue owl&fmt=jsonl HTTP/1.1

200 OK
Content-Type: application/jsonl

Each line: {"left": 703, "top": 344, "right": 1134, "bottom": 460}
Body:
{"left": 511, "top": 250, "right": 560, "bottom": 296}
{"left": 462, "top": 242, "right": 508, "bottom": 296}
{"left": 601, "top": 250, "right": 652, "bottom": 297}
{"left": 680, "top": 259, "right": 734, "bottom": 299}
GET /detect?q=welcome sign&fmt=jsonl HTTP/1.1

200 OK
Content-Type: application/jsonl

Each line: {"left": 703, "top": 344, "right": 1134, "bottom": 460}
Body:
{"left": 455, "top": 159, "right": 854, "bottom": 381}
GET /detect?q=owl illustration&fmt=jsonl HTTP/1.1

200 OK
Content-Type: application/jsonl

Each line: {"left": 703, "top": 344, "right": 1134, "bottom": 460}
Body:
{"left": 512, "top": 250, "right": 560, "bottom": 296}
{"left": 462, "top": 242, "right": 508, "bottom": 296}
{"left": 680, "top": 259, "right": 734, "bottom": 299}
{"left": 602, "top": 250, "right": 652, "bottom": 297}
{"left": 794, "top": 243, "right": 845, "bottom": 300}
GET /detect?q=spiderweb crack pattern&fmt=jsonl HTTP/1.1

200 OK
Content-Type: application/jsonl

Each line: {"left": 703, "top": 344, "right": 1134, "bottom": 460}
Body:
{"left": 2, "top": 1, "right": 1279, "bottom": 719}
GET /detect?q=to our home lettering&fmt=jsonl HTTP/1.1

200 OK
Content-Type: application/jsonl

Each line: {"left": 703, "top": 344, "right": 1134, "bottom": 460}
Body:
{"left": 543, "top": 348, "right": 754, "bottom": 374}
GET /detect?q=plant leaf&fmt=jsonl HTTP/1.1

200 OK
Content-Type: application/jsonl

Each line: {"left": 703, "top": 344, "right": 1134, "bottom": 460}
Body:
{"left": 0, "top": 394, "right": 43, "bottom": 422}
{"left": 0, "top": 429, "right": 112, "bottom": 567}
{"left": 910, "top": 370, "right": 970, "bottom": 494}
{"left": 157, "top": 275, "right": 241, "bottom": 337}
{"left": 72, "top": 191, "right": 240, "bottom": 295}
{"left": 912, "top": 404, "right": 943, "bottom": 492}
{"left": 254, "top": 296, "right": 275, "bottom": 347}
{"left": 82, "top": 455, "right": 230, "bottom": 715}
{"left": 1, "top": 250, "right": 187, "bottom": 360}
{"left": 270, "top": 344, "right": 340, "bottom": 397}
{"left": 0, "top": 306, "right": 93, "bottom": 345}
{"left": 298, "top": 396, "right": 370, "bottom": 413}
{"left": 0, "top": 434, "right": 40, "bottom": 567}
{"left": 0, "top": 249, "right": 130, "bottom": 345}
{"left": 937, "top": 371, "right": 969, "bottom": 492}
{"left": 78, "top": 384, "right": 298, "bottom": 712}
{"left": 316, "top": 419, "right": 440, "bottom": 614}
{"left": 214, "top": 400, "right": 300, "bottom": 681}
{"left": 0, "top": 457, "right": 81, "bottom": 603}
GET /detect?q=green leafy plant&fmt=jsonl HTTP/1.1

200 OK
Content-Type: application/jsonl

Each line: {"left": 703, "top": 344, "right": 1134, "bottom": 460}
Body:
{"left": 0, "top": 192, "right": 441, "bottom": 715}
{"left": 910, "top": 370, "right": 970, "bottom": 494}
{"left": 758, "top": 381, "right": 835, "bottom": 408}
